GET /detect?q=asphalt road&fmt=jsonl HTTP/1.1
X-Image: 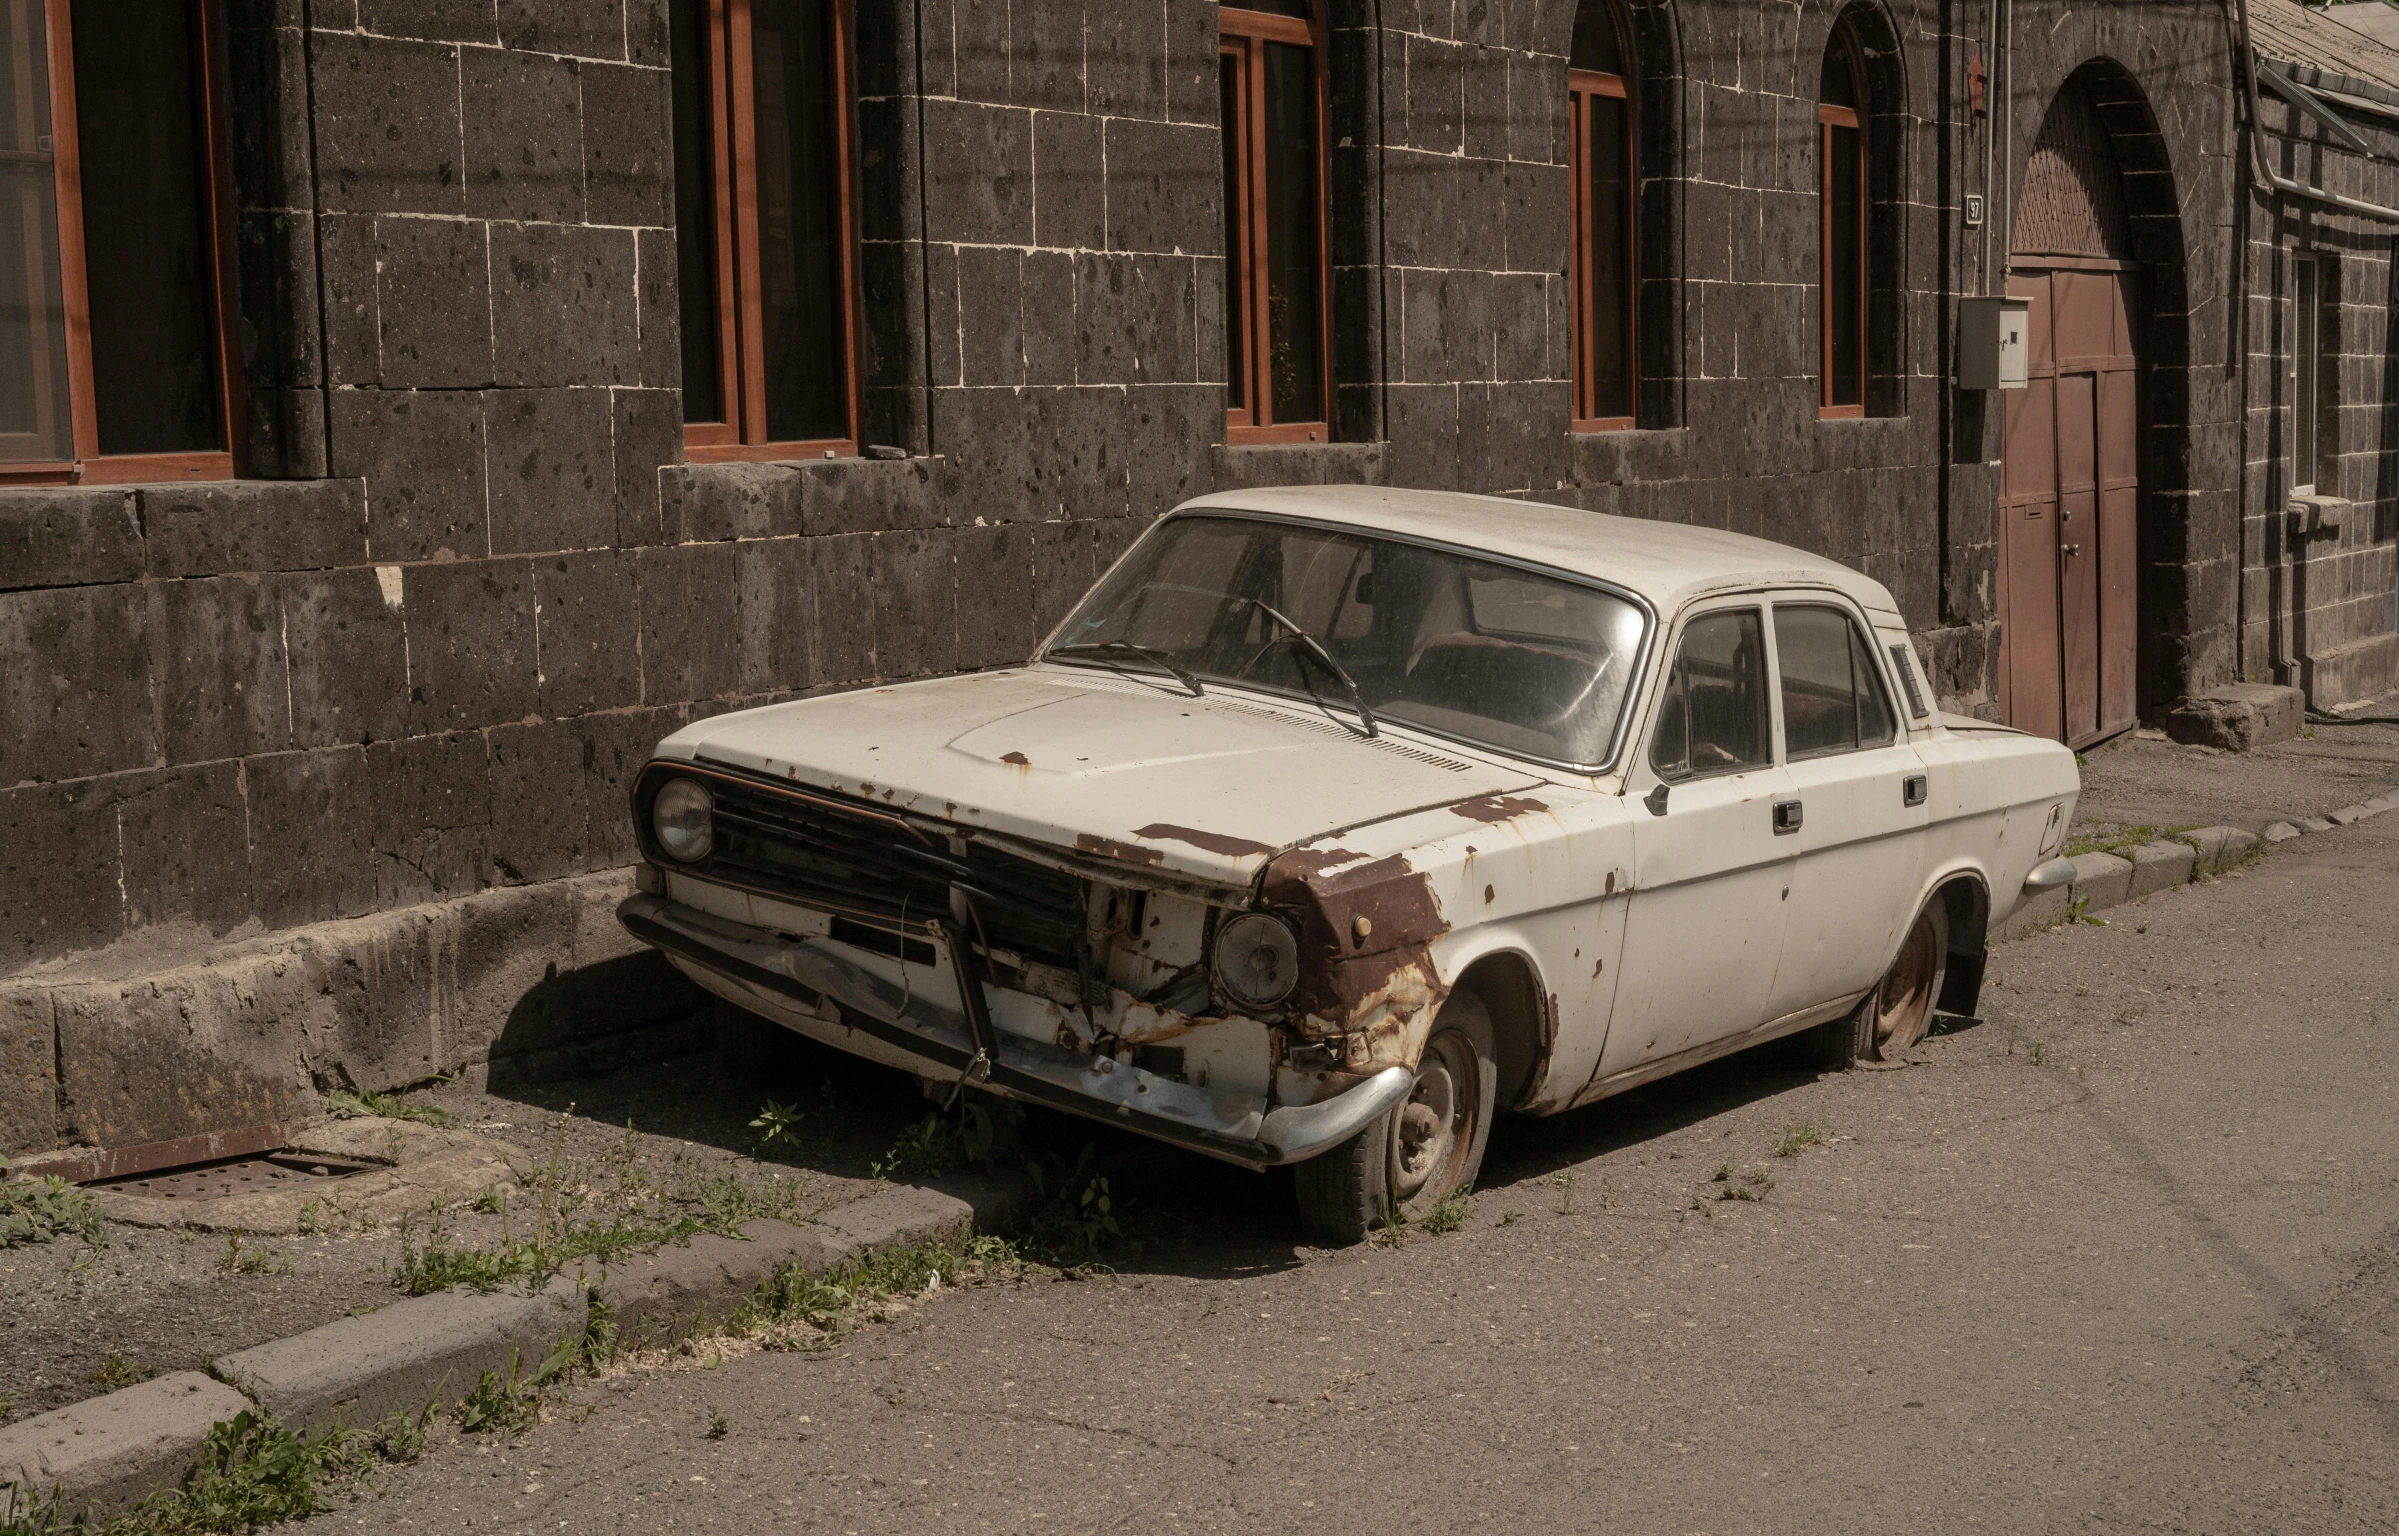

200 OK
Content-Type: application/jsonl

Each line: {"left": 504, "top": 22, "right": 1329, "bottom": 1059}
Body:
{"left": 320, "top": 810, "right": 2399, "bottom": 1535}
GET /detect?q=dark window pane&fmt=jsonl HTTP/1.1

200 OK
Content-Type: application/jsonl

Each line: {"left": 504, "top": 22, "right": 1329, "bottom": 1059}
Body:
{"left": 1657, "top": 610, "right": 1768, "bottom": 778}
{"left": 72, "top": 0, "right": 222, "bottom": 457}
{"left": 0, "top": 0, "right": 71, "bottom": 462}
{"left": 1825, "top": 123, "right": 1862, "bottom": 407}
{"left": 1820, "top": 36, "right": 1857, "bottom": 109}
{"left": 750, "top": 0, "right": 848, "bottom": 443}
{"left": 671, "top": 0, "right": 722, "bottom": 425}
{"left": 1260, "top": 40, "right": 1321, "bottom": 425}
{"left": 1849, "top": 621, "right": 1896, "bottom": 746}
{"left": 1776, "top": 605, "right": 1860, "bottom": 757}
{"left": 1220, "top": 52, "right": 1246, "bottom": 415}
{"left": 1584, "top": 93, "right": 1632, "bottom": 419}
{"left": 1222, "top": 0, "right": 1315, "bottom": 18}
{"left": 1571, "top": 0, "right": 1624, "bottom": 75}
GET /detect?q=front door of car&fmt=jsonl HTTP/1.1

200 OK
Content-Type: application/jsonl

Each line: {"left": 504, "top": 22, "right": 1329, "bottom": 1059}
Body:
{"left": 1761, "top": 598, "right": 1930, "bottom": 1023}
{"left": 1596, "top": 599, "right": 1797, "bottom": 1082}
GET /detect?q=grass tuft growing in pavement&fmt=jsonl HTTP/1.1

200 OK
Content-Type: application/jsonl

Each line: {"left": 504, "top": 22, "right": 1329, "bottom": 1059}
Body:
{"left": 391, "top": 1116, "right": 806, "bottom": 1297}
{"left": 1, "top": 1161, "right": 106, "bottom": 1251}
{"left": 0, "top": 1410, "right": 375, "bottom": 1536}
{"left": 1774, "top": 1125, "right": 1824, "bottom": 1158}
{"left": 735, "top": 1231, "right": 1023, "bottom": 1350}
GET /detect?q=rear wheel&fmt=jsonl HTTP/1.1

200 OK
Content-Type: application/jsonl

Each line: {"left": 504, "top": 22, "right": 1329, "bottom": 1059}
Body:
{"left": 1804, "top": 897, "right": 1950, "bottom": 1068}
{"left": 1294, "top": 990, "right": 1497, "bottom": 1245}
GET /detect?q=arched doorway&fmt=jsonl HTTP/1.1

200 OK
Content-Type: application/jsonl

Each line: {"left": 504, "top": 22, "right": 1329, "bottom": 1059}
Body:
{"left": 1999, "top": 75, "right": 2142, "bottom": 745}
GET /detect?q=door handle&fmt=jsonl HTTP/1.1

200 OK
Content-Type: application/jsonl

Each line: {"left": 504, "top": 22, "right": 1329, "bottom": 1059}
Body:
{"left": 1903, "top": 774, "right": 1927, "bottom": 808}
{"left": 2061, "top": 542, "right": 2082, "bottom": 557}
{"left": 1772, "top": 798, "right": 1803, "bottom": 835}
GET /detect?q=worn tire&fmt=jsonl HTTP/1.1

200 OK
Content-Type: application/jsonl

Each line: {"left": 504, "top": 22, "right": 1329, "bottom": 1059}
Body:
{"left": 1803, "top": 897, "right": 1952, "bottom": 1068}
{"left": 1293, "top": 989, "right": 1498, "bottom": 1245}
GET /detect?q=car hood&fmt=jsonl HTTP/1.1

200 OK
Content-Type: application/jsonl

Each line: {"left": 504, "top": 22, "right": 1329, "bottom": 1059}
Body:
{"left": 658, "top": 667, "right": 1545, "bottom": 886}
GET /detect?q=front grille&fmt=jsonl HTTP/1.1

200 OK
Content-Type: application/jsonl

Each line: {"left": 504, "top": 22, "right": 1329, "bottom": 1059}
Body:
{"left": 637, "top": 764, "right": 1086, "bottom": 971}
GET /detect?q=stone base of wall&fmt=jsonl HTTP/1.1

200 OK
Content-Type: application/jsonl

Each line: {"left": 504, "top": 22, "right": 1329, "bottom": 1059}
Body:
{"left": 0, "top": 869, "right": 704, "bottom": 1157}
{"left": 2302, "top": 633, "right": 2399, "bottom": 711}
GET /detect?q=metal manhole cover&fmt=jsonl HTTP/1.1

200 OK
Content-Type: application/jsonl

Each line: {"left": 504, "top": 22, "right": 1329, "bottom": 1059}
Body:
{"left": 93, "top": 1151, "right": 383, "bottom": 1202}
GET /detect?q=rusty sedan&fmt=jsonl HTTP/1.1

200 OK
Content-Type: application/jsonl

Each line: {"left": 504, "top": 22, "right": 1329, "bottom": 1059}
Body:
{"left": 618, "top": 487, "right": 2081, "bottom": 1241}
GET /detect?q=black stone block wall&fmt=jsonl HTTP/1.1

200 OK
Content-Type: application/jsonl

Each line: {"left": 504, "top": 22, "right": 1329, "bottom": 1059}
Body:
{"left": 0, "top": 0, "right": 2291, "bottom": 983}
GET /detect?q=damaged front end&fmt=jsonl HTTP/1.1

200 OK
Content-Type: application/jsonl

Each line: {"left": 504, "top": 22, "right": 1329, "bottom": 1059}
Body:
{"left": 618, "top": 762, "right": 1421, "bottom": 1168}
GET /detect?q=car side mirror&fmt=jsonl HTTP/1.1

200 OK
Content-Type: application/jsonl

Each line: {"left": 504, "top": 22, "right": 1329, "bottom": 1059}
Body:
{"left": 1644, "top": 782, "right": 1670, "bottom": 817}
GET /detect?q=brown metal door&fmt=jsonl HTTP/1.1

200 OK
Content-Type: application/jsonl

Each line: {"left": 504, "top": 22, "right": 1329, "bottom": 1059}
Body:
{"left": 1999, "top": 274, "right": 2062, "bottom": 737}
{"left": 1998, "top": 267, "right": 2138, "bottom": 745}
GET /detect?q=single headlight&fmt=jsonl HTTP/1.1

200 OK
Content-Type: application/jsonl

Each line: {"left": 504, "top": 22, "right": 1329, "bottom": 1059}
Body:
{"left": 1213, "top": 911, "right": 1300, "bottom": 1013}
{"left": 652, "top": 777, "right": 714, "bottom": 862}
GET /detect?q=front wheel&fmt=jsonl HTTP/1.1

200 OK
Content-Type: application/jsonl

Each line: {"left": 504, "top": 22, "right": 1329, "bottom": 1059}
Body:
{"left": 1804, "top": 897, "right": 1951, "bottom": 1067}
{"left": 1294, "top": 990, "right": 1497, "bottom": 1245}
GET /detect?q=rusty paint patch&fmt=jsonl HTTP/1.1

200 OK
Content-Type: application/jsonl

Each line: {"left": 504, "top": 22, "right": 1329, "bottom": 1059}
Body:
{"left": 1000, "top": 751, "right": 1031, "bottom": 766}
{"left": 1076, "top": 833, "right": 1165, "bottom": 866}
{"left": 1605, "top": 870, "right": 1615, "bottom": 896}
{"left": 1483, "top": 884, "right": 1495, "bottom": 905}
{"left": 1129, "top": 823, "right": 1276, "bottom": 859}
{"left": 1448, "top": 794, "right": 1551, "bottom": 823}
{"left": 1264, "top": 849, "right": 1451, "bottom": 1036}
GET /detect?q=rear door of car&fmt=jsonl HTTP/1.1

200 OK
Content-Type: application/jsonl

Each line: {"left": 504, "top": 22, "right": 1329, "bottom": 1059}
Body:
{"left": 1760, "top": 594, "right": 1929, "bottom": 1022}
{"left": 1597, "top": 595, "right": 1798, "bottom": 1080}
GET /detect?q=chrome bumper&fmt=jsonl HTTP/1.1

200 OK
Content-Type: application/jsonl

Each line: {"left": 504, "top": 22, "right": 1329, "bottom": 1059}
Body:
{"left": 618, "top": 894, "right": 1411, "bottom": 1169}
{"left": 2023, "top": 856, "right": 2078, "bottom": 893}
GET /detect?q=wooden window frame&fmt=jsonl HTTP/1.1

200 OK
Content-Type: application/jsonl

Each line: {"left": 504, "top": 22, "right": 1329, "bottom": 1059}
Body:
{"left": 1220, "top": 2, "right": 1332, "bottom": 447}
{"left": 1817, "top": 26, "right": 1867, "bottom": 421}
{"left": 1, "top": 0, "right": 242, "bottom": 487}
{"left": 678, "top": 0, "right": 863, "bottom": 464}
{"left": 1568, "top": 31, "right": 1635, "bottom": 433}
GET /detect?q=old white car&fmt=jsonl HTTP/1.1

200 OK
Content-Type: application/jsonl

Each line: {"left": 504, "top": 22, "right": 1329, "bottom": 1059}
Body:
{"left": 620, "top": 487, "right": 2080, "bottom": 1241}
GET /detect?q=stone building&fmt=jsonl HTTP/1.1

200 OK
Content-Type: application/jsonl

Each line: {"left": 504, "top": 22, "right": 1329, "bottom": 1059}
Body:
{"left": 0, "top": 0, "right": 2391, "bottom": 1153}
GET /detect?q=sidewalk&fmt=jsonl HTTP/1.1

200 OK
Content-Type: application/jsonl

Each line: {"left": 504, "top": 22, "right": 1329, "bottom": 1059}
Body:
{"left": 2071, "top": 691, "right": 2399, "bottom": 840}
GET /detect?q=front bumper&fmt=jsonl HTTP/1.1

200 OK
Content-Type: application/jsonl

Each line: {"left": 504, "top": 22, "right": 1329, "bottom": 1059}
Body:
{"left": 618, "top": 894, "right": 1411, "bottom": 1169}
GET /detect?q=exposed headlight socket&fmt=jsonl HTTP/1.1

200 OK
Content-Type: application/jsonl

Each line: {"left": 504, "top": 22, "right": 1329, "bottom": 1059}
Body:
{"left": 652, "top": 777, "right": 715, "bottom": 863}
{"left": 1212, "top": 910, "right": 1300, "bottom": 1013}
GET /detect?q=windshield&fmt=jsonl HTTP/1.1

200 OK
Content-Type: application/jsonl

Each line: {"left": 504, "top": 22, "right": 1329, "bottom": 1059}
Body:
{"left": 1045, "top": 514, "right": 1650, "bottom": 766}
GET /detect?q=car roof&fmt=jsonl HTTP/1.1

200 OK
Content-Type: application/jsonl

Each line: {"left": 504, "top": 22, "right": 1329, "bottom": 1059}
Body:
{"left": 1170, "top": 485, "right": 1904, "bottom": 620}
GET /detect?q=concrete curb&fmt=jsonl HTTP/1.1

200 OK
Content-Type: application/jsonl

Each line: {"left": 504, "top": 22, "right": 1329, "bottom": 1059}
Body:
{"left": 0, "top": 1373, "right": 250, "bottom": 1523}
{"left": 0, "top": 1171, "right": 1033, "bottom": 1519}
{"left": 1993, "top": 782, "right": 2399, "bottom": 943}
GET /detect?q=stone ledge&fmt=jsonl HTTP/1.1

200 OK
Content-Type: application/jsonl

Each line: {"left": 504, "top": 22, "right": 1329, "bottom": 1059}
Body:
{"left": 1210, "top": 440, "right": 1386, "bottom": 491}
{"left": 656, "top": 454, "right": 946, "bottom": 542}
{"left": 0, "top": 1372, "right": 251, "bottom": 1521}
{"left": 1, "top": 868, "right": 704, "bottom": 1156}
{"left": 2164, "top": 683, "right": 2304, "bottom": 751}
{"left": 0, "top": 479, "right": 369, "bottom": 591}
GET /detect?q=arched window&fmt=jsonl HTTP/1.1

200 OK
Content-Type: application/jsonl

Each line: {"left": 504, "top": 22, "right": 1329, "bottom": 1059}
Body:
{"left": 1818, "top": 25, "right": 1867, "bottom": 417}
{"left": 1220, "top": 0, "right": 1329, "bottom": 443}
{"left": 1570, "top": 0, "right": 1635, "bottom": 430}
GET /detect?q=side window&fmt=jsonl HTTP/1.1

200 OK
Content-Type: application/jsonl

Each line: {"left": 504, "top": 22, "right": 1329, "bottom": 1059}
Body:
{"left": 1774, "top": 605, "right": 1897, "bottom": 758}
{"left": 1650, "top": 609, "right": 1770, "bottom": 781}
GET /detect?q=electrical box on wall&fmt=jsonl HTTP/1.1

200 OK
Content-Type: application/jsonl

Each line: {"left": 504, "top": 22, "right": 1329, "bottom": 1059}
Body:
{"left": 1958, "top": 296, "right": 2032, "bottom": 390}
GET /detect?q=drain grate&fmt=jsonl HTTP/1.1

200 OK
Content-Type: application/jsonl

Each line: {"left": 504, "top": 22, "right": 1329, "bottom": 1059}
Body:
{"left": 94, "top": 1151, "right": 382, "bottom": 1202}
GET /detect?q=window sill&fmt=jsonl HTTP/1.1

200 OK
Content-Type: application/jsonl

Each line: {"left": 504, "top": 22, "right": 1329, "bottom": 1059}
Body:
{"left": 2287, "top": 494, "right": 2346, "bottom": 538}
{"left": 656, "top": 453, "right": 937, "bottom": 543}
{"left": 0, "top": 451, "right": 235, "bottom": 487}
{"left": 1211, "top": 439, "right": 1385, "bottom": 492}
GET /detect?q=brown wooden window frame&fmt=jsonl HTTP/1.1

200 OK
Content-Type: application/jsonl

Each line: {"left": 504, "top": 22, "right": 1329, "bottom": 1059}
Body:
{"left": 1817, "top": 25, "right": 1868, "bottom": 421}
{"left": 1568, "top": 3, "right": 1635, "bottom": 433}
{"left": 677, "top": 0, "right": 863, "bottom": 464}
{"left": 0, "top": 0, "right": 242, "bottom": 487}
{"left": 1219, "top": 2, "right": 1332, "bottom": 447}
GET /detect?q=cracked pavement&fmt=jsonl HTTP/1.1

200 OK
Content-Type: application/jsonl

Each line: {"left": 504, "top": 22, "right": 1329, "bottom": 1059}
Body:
{"left": 316, "top": 804, "right": 2399, "bottom": 1534}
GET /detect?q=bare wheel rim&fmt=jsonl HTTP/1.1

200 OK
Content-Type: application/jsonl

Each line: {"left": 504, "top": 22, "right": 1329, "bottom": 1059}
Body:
{"left": 1872, "top": 909, "right": 1942, "bottom": 1060}
{"left": 1389, "top": 1029, "right": 1476, "bottom": 1204}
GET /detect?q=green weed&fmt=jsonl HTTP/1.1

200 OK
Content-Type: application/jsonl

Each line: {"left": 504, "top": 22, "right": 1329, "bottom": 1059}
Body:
{"left": 1775, "top": 1125, "right": 1824, "bottom": 1159}
{"left": 218, "top": 1233, "right": 285, "bottom": 1275}
{"left": 1, "top": 1163, "right": 106, "bottom": 1250}
{"left": 1712, "top": 1166, "right": 1773, "bottom": 1202}
{"left": 453, "top": 1337, "right": 575, "bottom": 1437}
{"left": 2029, "top": 1042, "right": 2048, "bottom": 1066}
{"left": 86, "top": 1354, "right": 156, "bottom": 1392}
{"left": 706, "top": 1412, "right": 729, "bottom": 1440}
{"left": 0, "top": 1410, "right": 373, "bottom": 1535}
{"left": 740, "top": 1231, "right": 1021, "bottom": 1347}
{"left": 1419, "top": 1186, "right": 1471, "bottom": 1235}
{"left": 748, "top": 1101, "right": 806, "bottom": 1157}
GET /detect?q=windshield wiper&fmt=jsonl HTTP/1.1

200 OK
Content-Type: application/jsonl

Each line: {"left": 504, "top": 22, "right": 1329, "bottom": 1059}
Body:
{"left": 1239, "top": 597, "right": 1379, "bottom": 738}
{"left": 1046, "top": 640, "right": 1205, "bottom": 698}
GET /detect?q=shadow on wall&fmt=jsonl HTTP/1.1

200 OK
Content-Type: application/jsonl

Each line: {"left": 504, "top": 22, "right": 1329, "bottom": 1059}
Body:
{"left": 483, "top": 950, "right": 710, "bottom": 1092}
